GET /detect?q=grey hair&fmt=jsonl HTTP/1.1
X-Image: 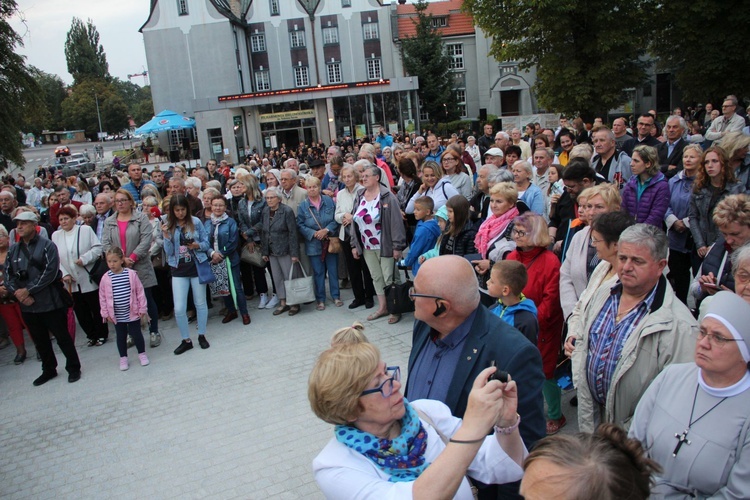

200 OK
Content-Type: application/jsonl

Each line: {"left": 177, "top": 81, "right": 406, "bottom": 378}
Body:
{"left": 732, "top": 244, "right": 750, "bottom": 275}
{"left": 666, "top": 115, "right": 688, "bottom": 130}
{"left": 359, "top": 143, "right": 376, "bottom": 161}
{"left": 488, "top": 169, "right": 514, "bottom": 185}
{"left": 570, "top": 144, "right": 594, "bottom": 162}
{"left": 618, "top": 224, "right": 668, "bottom": 261}
{"left": 479, "top": 164, "right": 499, "bottom": 176}
{"left": 185, "top": 177, "right": 201, "bottom": 190}
{"left": 264, "top": 186, "right": 282, "bottom": 199}
{"left": 79, "top": 204, "right": 96, "bottom": 217}
{"left": 327, "top": 145, "right": 342, "bottom": 156}
{"left": 353, "top": 159, "right": 372, "bottom": 172}
{"left": 513, "top": 160, "right": 534, "bottom": 177}
{"left": 495, "top": 131, "right": 510, "bottom": 140}
{"left": 365, "top": 164, "right": 381, "bottom": 181}
{"left": 341, "top": 165, "right": 359, "bottom": 181}
{"left": 283, "top": 158, "right": 299, "bottom": 169}
{"left": 594, "top": 127, "right": 616, "bottom": 142}
{"left": 0, "top": 226, "right": 8, "bottom": 238}
{"left": 281, "top": 168, "right": 298, "bottom": 180}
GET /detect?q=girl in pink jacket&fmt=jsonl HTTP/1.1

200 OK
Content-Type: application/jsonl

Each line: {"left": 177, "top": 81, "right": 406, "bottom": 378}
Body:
{"left": 99, "top": 247, "right": 150, "bottom": 371}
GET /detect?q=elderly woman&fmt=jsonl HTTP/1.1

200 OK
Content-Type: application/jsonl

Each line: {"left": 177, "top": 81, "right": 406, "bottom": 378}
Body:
{"left": 335, "top": 164, "right": 375, "bottom": 309}
{"left": 101, "top": 188, "right": 161, "bottom": 348}
{"left": 350, "top": 164, "right": 407, "bottom": 324}
{"left": 297, "top": 176, "right": 341, "bottom": 310}
{"left": 466, "top": 135, "right": 482, "bottom": 166}
{"left": 310, "top": 323, "right": 526, "bottom": 498}
{"left": 521, "top": 424, "right": 658, "bottom": 500}
{"left": 620, "top": 145, "right": 670, "bottom": 227}
{"left": 507, "top": 213, "right": 565, "bottom": 435}
{"left": 0, "top": 225, "right": 32, "bottom": 364}
{"left": 79, "top": 203, "right": 96, "bottom": 228}
{"left": 630, "top": 291, "right": 750, "bottom": 498}
{"left": 559, "top": 184, "right": 621, "bottom": 318}
{"left": 52, "top": 205, "right": 108, "bottom": 346}
{"left": 238, "top": 176, "right": 273, "bottom": 308}
{"left": 665, "top": 144, "right": 702, "bottom": 304}
{"left": 512, "top": 161, "right": 545, "bottom": 215}
{"left": 205, "top": 196, "right": 251, "bottom": 325}
{"left": 264, "top": 169, "right": 281, "bottom": 192}
{"left": 405, "top": 160, "right": 460, "bottom": 214}
{"left": 260, "top": 187, "right": 299, "bottom": 316}
{"left": 690, "top": 146, "right": 746, "bottom": 259}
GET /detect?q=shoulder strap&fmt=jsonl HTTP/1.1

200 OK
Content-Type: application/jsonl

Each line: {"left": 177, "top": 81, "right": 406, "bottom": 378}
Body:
{"left": 415, "top": 408, "right": 450, "bottom": 444}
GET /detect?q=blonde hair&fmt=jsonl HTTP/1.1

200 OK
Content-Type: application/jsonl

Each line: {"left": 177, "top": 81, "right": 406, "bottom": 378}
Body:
{"left": 308, "top": 323, "right": 380, "bottom": 425}
{"left": 489, "top": 182, "right": 518, "bottom": 205}
{"left": 584, "top": 183, "right": 621, "bottom": 212}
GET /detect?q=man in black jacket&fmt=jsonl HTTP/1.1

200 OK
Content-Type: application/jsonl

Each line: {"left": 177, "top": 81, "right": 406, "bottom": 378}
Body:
{"left": 658, "top": 115, "right": 688, "bottom": 178}
{"left": 5, "top": 212, "right": 81, "bottom": 386}
{"left": 477, "top": 123, "right": 495, "bottom": 158}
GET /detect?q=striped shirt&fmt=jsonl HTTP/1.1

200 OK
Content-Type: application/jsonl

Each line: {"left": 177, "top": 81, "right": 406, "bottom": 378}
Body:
{"left": 586, "top": 282, "right": 658, "bottom": 405}
{"left": 108, "top": 270, "right": 132, "bottom": 322}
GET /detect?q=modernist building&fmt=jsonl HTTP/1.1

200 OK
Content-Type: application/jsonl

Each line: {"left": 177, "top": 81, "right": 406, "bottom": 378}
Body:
{"left": 140, "top": 0, "right": 420, "bottom": 162}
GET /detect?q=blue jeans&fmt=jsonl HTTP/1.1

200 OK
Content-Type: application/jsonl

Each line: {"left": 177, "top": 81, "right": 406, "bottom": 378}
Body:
{"left": 225, "top": 262, "right": 248, "bottom": 315}
{"left": 172, "top": 276, "right": 208, "bottom": 339}
{"left": 309, "top": 252, "right": 339, "bottom": 303}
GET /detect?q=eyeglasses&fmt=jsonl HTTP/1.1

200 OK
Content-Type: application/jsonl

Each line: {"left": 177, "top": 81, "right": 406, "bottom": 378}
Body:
{"left": 361, "top": 366, "right": 401, "bottom": 398}
{"left": 512, "top": 229, "right": 527, "bottom": 237}
{"left": 442, "top": 157, "right": 458, "bottom": 163}
{"left": 114, "top": 199, "right": 130, "bottom": 204}
{"left": 408, "top": 287, "right": 443, "bottom": 302}
{"left": 735, "top": 271, "right": 750, "bottom": 284}
{"left": 590, "top": 236, "right": 603, "bottom": 245}
{"left": 698, "top": 330, "right": 743, "bottom": 347}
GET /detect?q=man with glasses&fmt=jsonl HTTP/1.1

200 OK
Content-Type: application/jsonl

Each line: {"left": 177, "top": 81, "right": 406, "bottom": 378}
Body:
{"left": 623, "top": 114, "right": 659, "bottom": 155}
{"left": 566, "top": 224, "right": 696, "bottom": 434}
{"left": 705, "top": 95, "right": 746, "bottom": 141}
{"left": 405, "top": 255, "right": 545, "bottom": 452}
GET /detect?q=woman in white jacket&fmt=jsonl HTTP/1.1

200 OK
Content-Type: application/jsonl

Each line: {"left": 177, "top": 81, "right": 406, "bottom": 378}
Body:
{"left": 52, "top": 205, "right": 107, "bottom": 346}
{"left": 405, "top": 160, "right": 460, "bottom": 214}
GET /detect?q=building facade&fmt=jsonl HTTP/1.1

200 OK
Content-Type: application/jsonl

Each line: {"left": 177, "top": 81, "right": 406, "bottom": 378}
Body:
{"left": 140, "top": 0, "right": 420, "bottom": 161}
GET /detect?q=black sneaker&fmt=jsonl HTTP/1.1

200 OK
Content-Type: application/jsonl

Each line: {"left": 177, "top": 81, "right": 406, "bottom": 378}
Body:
{"left": 198, "top": 335, "right": 210, "bottom": 349}
{"left": 68, "top": 371, "right": 81, "bottom": 383}
{"left": 349, "top": 299, "right": 365, "bottom": 309}
{"left": 33, "top": 372, "right": 57, "bottom": 386}
{"left": 174, "top": 340, "right": 193, "bottom": 355}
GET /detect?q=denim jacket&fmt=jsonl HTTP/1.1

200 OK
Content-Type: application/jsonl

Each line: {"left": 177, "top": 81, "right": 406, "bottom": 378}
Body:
{"left": 204, "top": 216, "right": 240, "bottom": 267}
{"left": 163, "top": 216, "right": 211, "bottom": 268}
{"left": 296, "top": 195, "right": 339, "bottom": 256}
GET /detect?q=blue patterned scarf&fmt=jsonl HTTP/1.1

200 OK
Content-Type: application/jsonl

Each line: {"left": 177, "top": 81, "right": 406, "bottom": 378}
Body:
{"left": 334, "top": 400, "right": 429, "bottom": 482}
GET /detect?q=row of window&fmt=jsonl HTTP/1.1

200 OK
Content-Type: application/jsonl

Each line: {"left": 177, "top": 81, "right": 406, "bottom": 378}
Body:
{"left": 178, "top": 0, "right": 353, "bottom": 17}
{"left": 253, "top": 59, "right": 382, "bottom": 91}
{"left": 250, "top": 24, "right": 378, "bottom": 53}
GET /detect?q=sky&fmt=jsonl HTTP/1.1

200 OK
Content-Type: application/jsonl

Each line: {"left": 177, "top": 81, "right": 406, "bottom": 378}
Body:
{"left": 10, "top": 0, "right": 152, "bottom": 86}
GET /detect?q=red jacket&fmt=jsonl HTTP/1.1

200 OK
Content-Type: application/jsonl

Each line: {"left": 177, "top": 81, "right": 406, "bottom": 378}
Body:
{"left": 50, "top": 200, "right": 83, "bottom": 230}
{"left": 507, "top": 247, "right": 564, "bottom": 379}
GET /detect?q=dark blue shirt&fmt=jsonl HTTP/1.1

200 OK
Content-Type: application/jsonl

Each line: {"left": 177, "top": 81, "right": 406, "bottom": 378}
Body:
{"left": 407, "top": 309, "right": 477, "bottom": 403}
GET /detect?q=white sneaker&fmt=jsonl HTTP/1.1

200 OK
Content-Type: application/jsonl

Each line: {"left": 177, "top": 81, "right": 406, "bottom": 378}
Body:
{"left": 265, "top": 294, "right": 279, "bottom": 309}
{"left": 257, "top": 293, "right": 269, "bottom": 309}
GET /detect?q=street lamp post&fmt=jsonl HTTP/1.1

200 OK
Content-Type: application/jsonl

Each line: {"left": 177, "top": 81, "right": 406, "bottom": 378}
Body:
{"left": 95, "top": 93, "right": 103, "bottom": 142}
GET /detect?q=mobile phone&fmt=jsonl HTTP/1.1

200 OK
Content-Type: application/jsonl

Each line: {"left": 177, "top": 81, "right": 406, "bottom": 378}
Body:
{"left": 703, "top": 282, "right": 719, "bottom": 289}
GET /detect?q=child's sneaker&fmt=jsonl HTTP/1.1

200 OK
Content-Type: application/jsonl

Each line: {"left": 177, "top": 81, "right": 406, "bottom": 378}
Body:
{"left": 119, "top": 357, "right": 129, "bottom": 371}
{"left": 265, "top": 294, "right": 279, "bottom": 309}
{"left": 138, "top": 352, "right": 150, "bottom": 366}
{"left": 257, "top": 293, "right": 269, "bottom": 309}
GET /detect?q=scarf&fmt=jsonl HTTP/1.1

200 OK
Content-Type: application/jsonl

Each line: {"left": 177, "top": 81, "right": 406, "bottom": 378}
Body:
{"left": 210, "top": 213, "right": 229, "bottom": 225}
{"left": 474, "top": 206, "right": 519, "bottom": 257}
{"left": 334, "top": 400, "right": 429, "bottom": 482}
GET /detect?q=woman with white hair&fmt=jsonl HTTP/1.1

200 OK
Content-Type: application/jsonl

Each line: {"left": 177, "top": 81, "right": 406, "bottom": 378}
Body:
{"left": 511, "top": 161, "right": 545, "bottom": 215}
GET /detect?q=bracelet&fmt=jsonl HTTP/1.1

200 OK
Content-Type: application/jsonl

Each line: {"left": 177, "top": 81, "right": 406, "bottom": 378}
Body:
{"left": 449, "top": 436, "right": 485, "bottom": 444}
{"left": 494, "top": 413, "right": 521, "bottom": 435}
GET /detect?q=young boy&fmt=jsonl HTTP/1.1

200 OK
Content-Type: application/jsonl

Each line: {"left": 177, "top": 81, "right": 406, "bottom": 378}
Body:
{"left": 487, "top": 260, "right": 539, "bottom": 344}
{"left": 401, "top": 197, "right": 441, "bottom": 276}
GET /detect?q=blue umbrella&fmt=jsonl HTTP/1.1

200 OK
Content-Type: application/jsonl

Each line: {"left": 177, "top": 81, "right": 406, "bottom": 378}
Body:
{"left": 135, "top": 110, "right": 196, "bottom": 135}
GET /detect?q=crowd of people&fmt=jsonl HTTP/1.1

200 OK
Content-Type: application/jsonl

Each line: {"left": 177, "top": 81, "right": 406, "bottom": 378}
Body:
{"left": 3, "top": 96, "right": 750, "bottom": 498}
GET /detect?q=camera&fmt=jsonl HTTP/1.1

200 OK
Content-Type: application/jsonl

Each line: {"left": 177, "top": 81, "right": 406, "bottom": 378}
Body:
{"left": 15, "top": 270, "right": 29, "bottom": 281}
{"left": 488, "top": 360, "right": 509, "bottom": 383}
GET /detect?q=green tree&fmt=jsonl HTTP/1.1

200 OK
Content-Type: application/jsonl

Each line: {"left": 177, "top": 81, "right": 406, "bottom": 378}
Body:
{"left": 132, "top": 86, "right": 154, "bottom": 125}
{"left": 463, "top": 0, "right": 650, "bottom": 119}
{"left": 64, "top": 17, "right": 109, "bottom": 83}
{"left": 22, "top": 67, "right": 67, "bottom": 134}
{"left": 61, "top": 78, "right": 128, "bottom": 137}
{"left": 648, "top": 0, "right": 750, "bottom": 105}
{"left": 400, "top": 0, "right": 460, "bottom": 125}
{"left": 0, "top": 0, "right": 42, "bottom": 168}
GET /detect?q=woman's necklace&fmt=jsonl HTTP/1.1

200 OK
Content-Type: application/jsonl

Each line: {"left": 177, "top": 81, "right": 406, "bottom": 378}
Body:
{"left": 672, "top": 385, "right": 728, "bottom": 456}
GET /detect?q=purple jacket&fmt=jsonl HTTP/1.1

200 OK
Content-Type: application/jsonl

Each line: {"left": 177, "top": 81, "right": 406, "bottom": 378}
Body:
{"left": 621, "top": 171, "right": 670, "bottom": 227}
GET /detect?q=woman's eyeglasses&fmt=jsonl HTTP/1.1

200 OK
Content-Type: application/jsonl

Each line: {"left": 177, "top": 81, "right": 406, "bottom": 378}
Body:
{"left": 698, "top": 330, "right": 743, "bottom": 348}
{"left": 360, "top": 366, "right": 401, "bottom": 398}
{"left": 512, "top": 229, "right": 526, "bottom": 237}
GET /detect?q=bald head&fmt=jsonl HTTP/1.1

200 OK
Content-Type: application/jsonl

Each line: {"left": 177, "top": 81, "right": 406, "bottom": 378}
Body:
{"left": 414, "top": 256, "right": 480, "bottom": 332}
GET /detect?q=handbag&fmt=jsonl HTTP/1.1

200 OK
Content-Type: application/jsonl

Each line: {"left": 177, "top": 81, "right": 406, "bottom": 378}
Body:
{"left": 151, "top": 252, "right": 164, "bottom": 269}
{"left": 193, "top": 251, "right": 216, "bottom": 284}
{"left": 385, "top": 268, "right": 414, "bottom": 315}
{"left": 241, "top": 243, "right": 265, "bottom": 267}
{"left": 308, "top": 206, "right": 340, "bottom": 254}
{"left": 209, "top": 259, "right": 231, "bottom": 297}
{"left": 284, "top": 261, "right": 315, "bottom": 306}
{"left": 76, "top": 226, "right": 107, "bottom": 285}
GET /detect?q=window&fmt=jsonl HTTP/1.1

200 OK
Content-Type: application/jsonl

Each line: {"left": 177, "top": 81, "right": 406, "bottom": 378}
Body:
{"left": 431, "top": 16, "right": 448, "bottom": 28}
{"left": 269, "top": 0, "right": 280, "bottom": 15}
{"left": 342, "top": 0, "right": 351, "bottom": 6}
{"left": 322, "top": 27, "right": 339, "bottom": 45}
{"left": 250, "top": 34, "right": 266, "bottom": 53}
{"left": 366, "top": 59, "right": 382, "bottom": 80}
{"left": 294, "top": 66, "right": 310, "bottom": 87}
{"left": 455, "top": 89, "right": 466, "bottom": 117}
{"left": 255, "top": 71, "right": 271, "bottom": 91}
{"left": 419, "top": 98, "right": 429, "bottom": 121}
{"left": 290, "top": 30, "right": 306, "bottom": 48}
{"left": 363, "top": 22, "right": 379, "bottom": 40}
{"left": 447, "top": 44, "right": 464, "bottom": 70}
{"left": 177, "top": 0, "right": 188, "bottom": 15}
{"left": 327, "top": 62, "right": 342, "bottom": 84}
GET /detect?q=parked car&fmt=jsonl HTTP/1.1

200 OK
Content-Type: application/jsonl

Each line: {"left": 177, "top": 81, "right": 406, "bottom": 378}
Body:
{"left": 69, "top": 153, "right": 95, "bottom": 173}
{"left": 55, "top": 146, "right": 70, "bottom": 157}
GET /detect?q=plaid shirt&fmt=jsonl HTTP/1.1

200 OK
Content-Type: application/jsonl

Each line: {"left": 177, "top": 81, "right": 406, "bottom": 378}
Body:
{"left": 586, "top": 282, "right": 658, "bottom": 405}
